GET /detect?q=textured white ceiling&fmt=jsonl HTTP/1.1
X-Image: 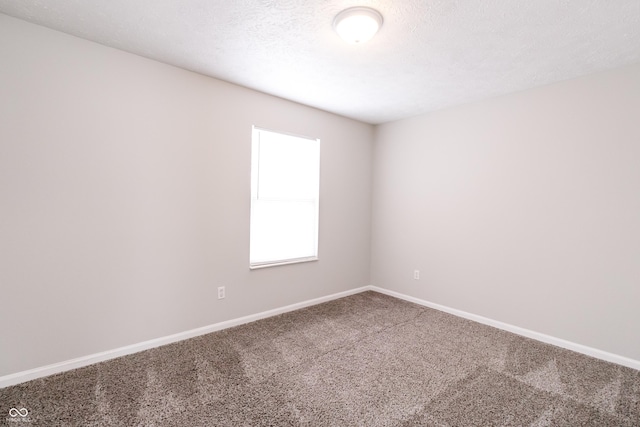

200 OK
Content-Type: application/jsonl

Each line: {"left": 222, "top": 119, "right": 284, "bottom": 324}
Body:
{"left": 1, "top": 0, "right": 639, "bottom": 124}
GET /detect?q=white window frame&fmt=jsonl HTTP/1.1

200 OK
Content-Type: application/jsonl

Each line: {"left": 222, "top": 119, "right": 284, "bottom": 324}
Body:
{"left": 249, "top": 126, "right": 320, "bottom": 269}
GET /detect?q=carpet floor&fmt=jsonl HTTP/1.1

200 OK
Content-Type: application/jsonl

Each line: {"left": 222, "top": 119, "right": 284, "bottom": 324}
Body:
{"left": 1, "top": 291, "right": 639, "bottom": 426}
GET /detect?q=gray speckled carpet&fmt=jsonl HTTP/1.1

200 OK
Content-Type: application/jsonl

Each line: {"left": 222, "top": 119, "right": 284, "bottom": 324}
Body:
{"left": 2, "top": 291, "right": 639, "bottom": 426}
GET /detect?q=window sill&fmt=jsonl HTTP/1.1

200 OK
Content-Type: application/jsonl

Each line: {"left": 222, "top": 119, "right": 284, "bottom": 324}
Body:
{"left": 250, "top": 256, "right": 318, "bottom": 270}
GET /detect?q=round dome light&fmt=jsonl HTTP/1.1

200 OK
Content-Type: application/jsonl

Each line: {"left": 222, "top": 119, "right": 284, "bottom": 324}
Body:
{"left": 333, "top": 7, "right": 383, "bottom": 44}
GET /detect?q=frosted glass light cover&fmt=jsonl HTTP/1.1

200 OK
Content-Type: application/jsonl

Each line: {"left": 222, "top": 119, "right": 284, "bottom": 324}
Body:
{"left": 333, "top": 7, "right": 383, "bottom": 44}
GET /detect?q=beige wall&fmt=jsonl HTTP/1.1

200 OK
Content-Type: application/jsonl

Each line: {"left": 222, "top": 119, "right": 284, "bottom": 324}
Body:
{"left": 372, "top": 63, "right": 640, "bottom": 361}
{"left": 0, "top": 14, "right": 373, "bottom": 376}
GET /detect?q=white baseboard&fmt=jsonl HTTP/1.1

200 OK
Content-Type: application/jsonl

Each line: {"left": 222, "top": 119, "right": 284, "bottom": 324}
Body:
{"left": 0, "top": 286, "right": 369, "bottom": 389}
{"left": 3, "top": 284, "right": 637, "bottom": 388}
{"left": 370, "top": 286, "right": 640, "bottom": 371}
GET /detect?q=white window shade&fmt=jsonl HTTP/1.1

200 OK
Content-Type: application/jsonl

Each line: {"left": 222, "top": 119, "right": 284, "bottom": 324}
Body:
{"left": 250, "top": 127, "right": 320, "bottom": 268}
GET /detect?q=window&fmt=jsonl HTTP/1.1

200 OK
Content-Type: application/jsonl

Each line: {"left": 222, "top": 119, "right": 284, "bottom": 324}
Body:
{"left": 250, "top": 126, "right": 320, "bottom": 269}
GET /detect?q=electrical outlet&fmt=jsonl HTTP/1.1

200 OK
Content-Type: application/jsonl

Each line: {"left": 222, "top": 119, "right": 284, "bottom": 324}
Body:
{"left": 217, "top": 286, "right": 225, "bottom": 299}
{"left": 414, "top": 270, "right": 420, "bottom": 280}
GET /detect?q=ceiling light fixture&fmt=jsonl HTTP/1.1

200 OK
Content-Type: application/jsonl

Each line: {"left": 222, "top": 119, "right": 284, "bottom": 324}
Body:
{"left": 333, "top": 7, "right": 383, "bottom": 44}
